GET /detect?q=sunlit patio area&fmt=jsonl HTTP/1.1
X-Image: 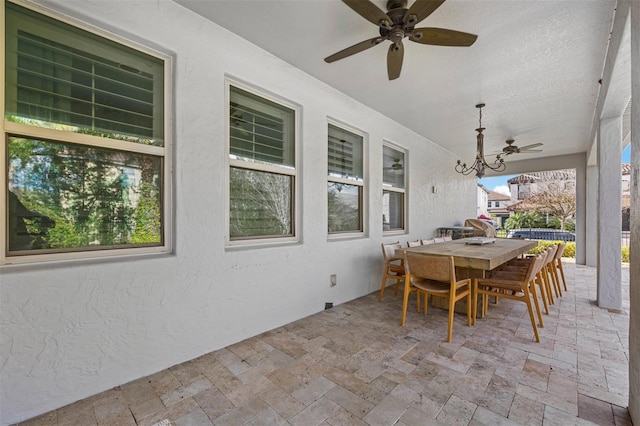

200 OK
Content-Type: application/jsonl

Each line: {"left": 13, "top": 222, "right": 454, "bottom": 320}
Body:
{"left": 17, "top": 261, "right": 631, "bottom": 426}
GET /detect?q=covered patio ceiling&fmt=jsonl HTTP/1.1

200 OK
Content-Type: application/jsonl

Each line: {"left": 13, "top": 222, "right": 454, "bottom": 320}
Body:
{"left": 175, "top": 0, "right": 617, "bottom": 164}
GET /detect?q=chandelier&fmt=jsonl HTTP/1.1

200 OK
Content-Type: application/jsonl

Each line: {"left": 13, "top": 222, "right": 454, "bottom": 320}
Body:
{"left": 455, "top": 103, "right": 506, "bottom": 178}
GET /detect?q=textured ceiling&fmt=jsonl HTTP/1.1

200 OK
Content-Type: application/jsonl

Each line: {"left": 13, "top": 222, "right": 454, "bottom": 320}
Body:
{"left": 175, "top": 0, "right": 616, "bottom": 162}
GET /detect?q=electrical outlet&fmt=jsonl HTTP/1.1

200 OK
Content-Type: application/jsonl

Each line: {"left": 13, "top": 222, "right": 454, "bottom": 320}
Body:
{"left": 330, "top": 274, "right": 337, "bottom": 287}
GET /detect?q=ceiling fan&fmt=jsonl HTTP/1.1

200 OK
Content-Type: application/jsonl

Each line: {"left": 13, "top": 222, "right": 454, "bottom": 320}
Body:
{"left": 385, "top": 158, "right": 404, "bottom": 172}
{"left": 324, "top": 0, "right": 478, "bottom": 80}
{"left": 495, "top": 139, "right": 544, "bottom": 158}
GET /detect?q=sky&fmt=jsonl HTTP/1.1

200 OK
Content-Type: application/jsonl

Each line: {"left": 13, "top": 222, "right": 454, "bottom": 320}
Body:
{"left": 478, "top": 144, "right": 632, "bottom": 195}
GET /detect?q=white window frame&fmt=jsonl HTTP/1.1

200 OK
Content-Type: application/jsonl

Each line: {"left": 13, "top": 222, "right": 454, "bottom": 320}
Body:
{"left": 225, "top": 79, "right": 300, "bottom": 247}
{"left": 1, "top": 0, "right": 174, "bottom": 266}
{"left": 327, "top": 119, "right": 367, "bottom": 238}
{"left": 382, "top": 142, "right": 407, "bottom": 234}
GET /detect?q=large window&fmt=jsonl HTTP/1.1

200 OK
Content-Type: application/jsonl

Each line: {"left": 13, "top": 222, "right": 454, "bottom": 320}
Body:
{"left": 228, "top": 84, "right": 296, "bottom": 241}
{"left": 382, "top": 144, "right": 406, "bottom": 232}
{"left": 327, "top": 123, "right": 364, "bottom": 234}
{"left": 3, "top": 2, "right": 170, "bottom": 264}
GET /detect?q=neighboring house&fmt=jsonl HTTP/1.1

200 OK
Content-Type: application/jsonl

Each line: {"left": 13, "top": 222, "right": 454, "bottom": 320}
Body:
{"left": 477, "top": 184, "right": 489, "bottom": 218}
{"left": 487, "top": 189, "right": 513, "bottom": 228}
{"left": 508, "top": 169, "right": 576, "bottom": 201}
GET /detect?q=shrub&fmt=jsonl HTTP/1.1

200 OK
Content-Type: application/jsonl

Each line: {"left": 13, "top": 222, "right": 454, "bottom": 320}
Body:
{"left": 622, "top": 246, "right": 630, "bottom": 263}
{"left": 527, "top": 240, "right": 576, "bottom": 258}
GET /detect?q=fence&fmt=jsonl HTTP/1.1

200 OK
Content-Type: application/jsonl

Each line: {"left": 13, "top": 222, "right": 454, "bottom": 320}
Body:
{"left": 498, "top": 229, "right": 630, "bottom": 246}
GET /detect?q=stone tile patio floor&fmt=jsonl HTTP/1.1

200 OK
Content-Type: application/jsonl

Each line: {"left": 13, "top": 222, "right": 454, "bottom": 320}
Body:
{"left": 18, "top": 261, "right": 632, "bottom": 426}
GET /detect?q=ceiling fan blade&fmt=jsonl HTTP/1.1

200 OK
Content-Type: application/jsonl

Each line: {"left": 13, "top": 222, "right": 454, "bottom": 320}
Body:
{"left": 343, "top": 0, "right": 392, "bottom": 27}
{"left": 403, "top": 0, "right": 446, "bottom": 26}
{"left": 517, "top": 143, "right": 544, "bottom": 151}
{"left": 410, "top": 28, "right": 477, "bottom": 46}
{"left": 387, "top": 42, "right": 404, "bottom": 80}
{"left": 324, "top": 37, "right": 384, "bottom": 63}
{"left": 518, "top": 149, "right": 543, "bottom": 154}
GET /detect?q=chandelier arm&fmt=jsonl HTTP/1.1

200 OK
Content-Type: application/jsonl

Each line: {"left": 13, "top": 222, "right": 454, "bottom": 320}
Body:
{"left": 454, "top": 103, "right": 508, "bottom": 179}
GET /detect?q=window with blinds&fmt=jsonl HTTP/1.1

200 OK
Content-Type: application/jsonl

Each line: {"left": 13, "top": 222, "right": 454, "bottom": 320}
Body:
{"left": 228, "top": 84, "right": 297, "bottom": 241}
{"left": 382, "top": 144, "right": 406, "bottom": 232}
{"left": 328, "top": 124, "right": 364, "bottom": 234}
{"left": 5, "top": 2, "right": 164, "bottom": 146}
{"left": 3, "top": 2, "right": 170, "bottom": 264}
{"left": 230, "top": 86, "right": 294, "bottom": 167}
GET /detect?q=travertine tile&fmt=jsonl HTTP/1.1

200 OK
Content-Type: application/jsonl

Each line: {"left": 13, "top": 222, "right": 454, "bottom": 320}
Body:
{"left": 15, "top": 263, "right": 631, "bottom": 426}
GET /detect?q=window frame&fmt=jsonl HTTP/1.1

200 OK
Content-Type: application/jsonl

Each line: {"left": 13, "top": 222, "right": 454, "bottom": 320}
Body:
{"left": 382, "top": 142, "right": 407, "bottom": 234}
{"left": 1, "top": 0, "right": 174, "bottom": 265}
{"left": 225, "top": 79, "right": 300, "bottom": 247}
{"left": 326, "top": 119, "right": 367, "bottom": 238}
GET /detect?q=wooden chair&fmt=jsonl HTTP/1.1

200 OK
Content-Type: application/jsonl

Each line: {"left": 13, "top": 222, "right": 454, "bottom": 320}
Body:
{"left": 401, "top": 252, "right": 471, "bottom": 342}
{"left": 543, "top": 244, "right": 561, "bottom": 298}
{"left": 493, "top": 250, "right": 551, "bottom": 316}
{"left": 406, "top": 240, "right": 422, "bottom": 248}
{"left": 552, "top": 241, "right": 568, "bottom": 291}
{"left": 379, "top": 242, "right": 405, "bottom": 302}
{"left": 473, "top": 255, "right": 545, "bottom": 342}
{"left": 421, "top": 238, "right": 436, "bottom": 245}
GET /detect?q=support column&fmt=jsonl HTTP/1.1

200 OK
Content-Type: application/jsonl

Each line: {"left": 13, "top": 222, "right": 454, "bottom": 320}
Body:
{"left": 628, "top": 0, "right": 640, "bottom": 422}
{"left": 586, "top": 165, "right": 598, "bottom": 266}
{"left": 597, "top": 117, "right": 622, "bottom": 310}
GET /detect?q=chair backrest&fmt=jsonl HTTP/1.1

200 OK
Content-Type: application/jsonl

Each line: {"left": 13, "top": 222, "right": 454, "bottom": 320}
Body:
{"left": 523, "top": 255, "right": 545, "bottom": 285}
{"left": 544, "top": 245, "right": 558, "bottom": 265}
{"left": 404, "top": 252, "right": 455, "bottom": 283}
{"left": 407, "top": 240, "right": 422, "bottom": 248}
{"left": 382, "top": 242, "right": 402, "bottom": 262}
{"left": 433, "top": 237, "right": 446, "bottom": 243}
{"left": 421, "top": 239, "right": 436, "bottom": 245}
{"left": 554, "top": 241, "right": 566, "bottom": 261}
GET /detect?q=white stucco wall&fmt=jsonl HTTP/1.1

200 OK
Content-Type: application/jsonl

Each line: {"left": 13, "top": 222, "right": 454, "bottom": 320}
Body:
{"left": 0, "top": 1, "right": 477, "bottom": 424}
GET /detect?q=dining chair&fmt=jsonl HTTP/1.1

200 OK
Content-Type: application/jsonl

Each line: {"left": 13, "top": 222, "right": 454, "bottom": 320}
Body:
{"left": 401, "top": 252, "right": 472, "bottom": 342}
{"left": 442, "top": 235, "right": 453, "bottom": 241}
{"left": 433, "top": 237, "right": 446, "bottom": 243}
{"left": 493, "top": 250, "right": 551, "bottom": 316}
{"left": 379, "top": 242, "right": 405, "bottom": 302}
{"left": 543, "top": 244, "right": 561, "bottom": 298}
{"left": 552, "top": 241, "right": 568, "bottom": 291}
{"left": 473, "top": 255, "right": 545, "bottom": 342}
{"left": 406, "top": 240, "right": 422, "bottom": 248}
{"left": 421, "top": 238, "right": 436, "bottom": 245}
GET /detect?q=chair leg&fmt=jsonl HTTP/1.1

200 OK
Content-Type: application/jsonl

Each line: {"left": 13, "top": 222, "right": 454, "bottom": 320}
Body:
{"left": 416, "top": 290, "right": 421, "bottom": 312}
{"left": 400, "top": 277, "right": 410, "bottom": 327}
{"left": 466, "top": 290, "right": 472, "bottom": 326}
{"left": 541, "top": 270, "right": 555, "bottom": 304}
{"left": 394, "top": 277, "right": 400, "bottom": 296}
{"left": 529, "top": 282, "right": 544, "bottom": 328}
{"left": 558, "top": 261, "right": 567, "bottom": 291}
{"left": 535, "top": 275, "right": 550, "bottom": 315}
{"left": 447, "top": 295, "right": 455, "bottom": 342}
{"left": 379, "top": 271, "right": 388, "bottom": 302}
{"left": 525, "top": 296, "right": 541, "bottom": 342}
{"left": 472, "top": 280, "right": 478, "bottom": 326}
{"left": 548, "top": 264, "right": 562, "bottom": 297}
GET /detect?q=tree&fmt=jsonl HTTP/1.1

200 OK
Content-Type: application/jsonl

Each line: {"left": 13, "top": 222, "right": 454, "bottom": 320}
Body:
{"left": 510, "top": 181, "right": 576, "bottom": 230}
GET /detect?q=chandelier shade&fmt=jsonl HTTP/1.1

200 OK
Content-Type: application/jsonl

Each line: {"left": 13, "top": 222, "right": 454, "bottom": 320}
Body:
{"left": 455, "top": 103, "right": 506, "bottom": 179}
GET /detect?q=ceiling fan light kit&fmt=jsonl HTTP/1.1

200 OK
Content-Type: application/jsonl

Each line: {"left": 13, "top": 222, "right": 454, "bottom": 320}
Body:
{"left": 325, "top": 0, "right": 477, "bottom": 80}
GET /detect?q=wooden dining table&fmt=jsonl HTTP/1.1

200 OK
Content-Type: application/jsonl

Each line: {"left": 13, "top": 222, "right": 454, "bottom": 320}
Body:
{"left": 403, "top": 237, "right": 538, "bottom": 313}
{"left": 403, "top": 237, "right": 538, "bottom": 271}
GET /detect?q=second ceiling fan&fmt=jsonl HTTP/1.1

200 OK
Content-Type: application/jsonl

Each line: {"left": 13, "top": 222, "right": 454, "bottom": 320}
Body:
{"left": 325, "top": 0, "right": 477, "bottom": 80}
